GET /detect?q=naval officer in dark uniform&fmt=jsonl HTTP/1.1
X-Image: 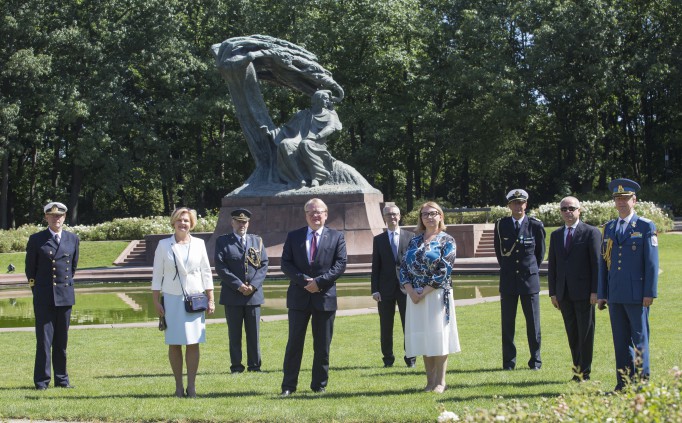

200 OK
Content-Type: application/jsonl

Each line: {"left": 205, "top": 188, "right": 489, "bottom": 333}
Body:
{"left": 215, "top": 208, "right": 268, "bottom": 373}
{"left": 494, "top": 189, "right": 545, "bottom": 370}
{"left": 598, "top": 178, "right": 658, "bottom": 392}
{"left": 25, "top": 201, "right": 79, "bottom": 390}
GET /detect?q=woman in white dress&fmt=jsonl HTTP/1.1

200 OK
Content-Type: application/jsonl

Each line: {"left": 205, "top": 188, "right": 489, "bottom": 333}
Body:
{"left": 399, "top": 201, "right": 460, "bottom": 393}
{"left": 151, "top": 208, "right": 215, "bottom": 398}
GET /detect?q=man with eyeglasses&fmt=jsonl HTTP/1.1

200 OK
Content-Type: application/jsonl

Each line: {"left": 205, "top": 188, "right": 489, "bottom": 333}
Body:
{"left": 370, "top": 205, "right": 416, "bottom": 368}
{"left": 494, "top": 189, "right": 545, "bottom": 371}
{"left": 598, "top": 178, "right": 658, "bottom": 392}
{"left": 547, "top": 197, "right": 601, "bottom": 382}
{"left": 280, "top": 198, "right": 347, "bottom": 397}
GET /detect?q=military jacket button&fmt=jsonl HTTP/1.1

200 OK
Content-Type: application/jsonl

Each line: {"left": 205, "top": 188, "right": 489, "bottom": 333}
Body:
{"left": 53, "top": 282, "right": 56, "bottom": 286}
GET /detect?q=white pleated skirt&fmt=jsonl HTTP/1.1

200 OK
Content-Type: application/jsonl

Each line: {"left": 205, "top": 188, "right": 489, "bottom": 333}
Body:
{"left": 163, "top": 294, "right": 206, "bottom": 345}
{"left": 405, "top": 288, "right": 461, "bottom": 357}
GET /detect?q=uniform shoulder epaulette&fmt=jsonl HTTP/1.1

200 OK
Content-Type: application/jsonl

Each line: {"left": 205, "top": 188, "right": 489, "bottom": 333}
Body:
{"left": 638, "top": 216, "right": 653, "bottom": 223}
{"left": 529, "top": 216, "right": 543, "bottom": 225}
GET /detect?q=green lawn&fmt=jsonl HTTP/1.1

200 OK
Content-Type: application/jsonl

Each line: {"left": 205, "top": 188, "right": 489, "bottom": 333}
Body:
{"left": 0, "top": 240, "right": 129, "bottom": 275}
{"left": 0, "top": 234, "right": 680, "bottom": 422}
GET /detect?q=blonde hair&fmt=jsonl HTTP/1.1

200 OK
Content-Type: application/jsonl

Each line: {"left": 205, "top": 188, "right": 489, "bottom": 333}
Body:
{"left": 416, "top": 201, "right": 447, "bottom": 233}
{"left": 170, "top": 207, "right": 197, "bottom": 230}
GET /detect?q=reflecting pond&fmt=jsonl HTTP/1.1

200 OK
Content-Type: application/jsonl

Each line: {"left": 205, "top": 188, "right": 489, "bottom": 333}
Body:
{"left": 0, "top": 276, "right": 548, "bottom": 328}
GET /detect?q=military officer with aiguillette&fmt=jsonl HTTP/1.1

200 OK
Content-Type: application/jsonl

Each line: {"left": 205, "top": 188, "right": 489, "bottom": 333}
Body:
{"left": 215, "top": 208, "right": 269, "bottom": 373}
{"left": 494, "top": 189, "right": 546, "bottom": 371}
{"left": 598, "top": 178, "right": 658, "bottom": 392}
{"left": 25, "top": 201, "right": 80, "bottom": 390}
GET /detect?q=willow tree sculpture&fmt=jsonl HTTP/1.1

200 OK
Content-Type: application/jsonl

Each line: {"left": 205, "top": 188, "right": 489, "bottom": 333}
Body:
{"left": 212, "top": 35, "right": 377, "bottom": 196}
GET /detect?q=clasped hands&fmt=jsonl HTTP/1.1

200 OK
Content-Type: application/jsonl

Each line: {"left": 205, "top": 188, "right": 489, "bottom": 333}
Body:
{"left": 238, "top": 284, "right": 255, "bottom": 296}
{"left": 304, "top": 278, "right": 320, "bottom": 293}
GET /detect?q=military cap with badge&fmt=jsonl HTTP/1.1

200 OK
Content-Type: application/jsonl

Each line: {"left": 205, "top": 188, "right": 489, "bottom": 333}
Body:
{"left": 506, "top": 189, "right": 529, "bottom": 203}
{"left": 231, "top": 208, "right": 251, "bottom": 222}
{"left": 44, "top": 201, "right": 68, "bottom": 215}
{"left": 608, "top": 178, "right": 640, "bottom": 197}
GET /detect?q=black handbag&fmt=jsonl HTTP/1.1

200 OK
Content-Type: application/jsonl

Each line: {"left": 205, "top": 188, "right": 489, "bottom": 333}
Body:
{"left": 183, "top": 292, "right": 209, "bottom": 313}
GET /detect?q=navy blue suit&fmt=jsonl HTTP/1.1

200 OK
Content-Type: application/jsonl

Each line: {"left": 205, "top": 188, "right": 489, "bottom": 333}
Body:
{"left": 598, "top": 215, "right": 658, "bottom": 388}
{"left": 548, "top": 221, "right": 601, "bottom": 378}
{"left": 280, "top": 226, "right": 347, "bottom": 392}
{"left": 371, "top": 229, "right": 415, "bottom": 367}
{"left": 215, "top": 232, "right": 268, "bottom": 372}
{"left": 25, "top": 229, "right": 79, "bottom": 389}
{"left": 494, "top": 215, "right": 545, "bottom": 369}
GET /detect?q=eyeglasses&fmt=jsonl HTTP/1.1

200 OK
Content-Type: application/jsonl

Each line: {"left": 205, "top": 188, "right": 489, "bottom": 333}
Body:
{"left": 306, "top": 210, "right": 327, "bottom": 216}
{"left": 560, "top": 206, "right": 579, "bottom": 212}
{"left": 420, "top": 211, "right": 440, "bottom": 218}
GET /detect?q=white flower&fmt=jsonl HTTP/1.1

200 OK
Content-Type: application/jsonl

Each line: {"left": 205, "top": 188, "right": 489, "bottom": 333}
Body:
{"left": 495, "top": 416, "right": 506, "bottom": 421}
{"left": 437, "top": 411, "right": 459, "bottom": 422}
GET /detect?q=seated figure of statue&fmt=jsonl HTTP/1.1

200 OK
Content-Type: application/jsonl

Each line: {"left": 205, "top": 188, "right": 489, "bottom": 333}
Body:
{"left": 263, "top": 90, "right": 342, "bottom": 188}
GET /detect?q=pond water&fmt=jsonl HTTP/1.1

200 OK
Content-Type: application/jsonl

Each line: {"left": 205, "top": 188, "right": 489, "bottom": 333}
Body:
{"left": 0, "top": 276, "right": 548, "bottom": 328}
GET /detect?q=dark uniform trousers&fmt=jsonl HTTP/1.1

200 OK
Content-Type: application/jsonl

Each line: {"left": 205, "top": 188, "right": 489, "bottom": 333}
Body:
{"left": 225, "top": 305, "right": 261, "bottom": 372}
{"left": 34, "top": 304, "right": 72, "bottom": 387}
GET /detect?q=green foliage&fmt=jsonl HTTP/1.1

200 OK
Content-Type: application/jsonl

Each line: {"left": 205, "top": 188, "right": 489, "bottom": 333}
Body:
{"left": 0, "top": 213, "right": 217, "bottom": 252}
{"left": 402, "top": 200, "right": 673, "bottom": 232}
{"left": 0, "top": 225, "right": 43, "bottom": 253}
{"left": 532, "top": 201, "right": 674, "bottom": 231}
{"left": 1, "top": 0, "right": 681, "bottom": 226}
{"left": 437, "top": 369, "right": 682, "bottom": 422}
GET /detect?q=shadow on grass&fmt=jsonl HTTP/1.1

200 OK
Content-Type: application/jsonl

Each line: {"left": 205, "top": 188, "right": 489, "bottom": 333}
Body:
{"left": 94, "top": 369, "right": 282, "bottom": 379}
{"left": 24, "top": 390, "right": 265, "bottom": 400}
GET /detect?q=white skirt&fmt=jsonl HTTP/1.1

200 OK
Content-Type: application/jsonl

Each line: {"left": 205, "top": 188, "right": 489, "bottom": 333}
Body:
{"left": 405, "top": 288, "right": 460, "bottom": 357}
{"left": 163, "top": 294, "right": 206, "bottom": 345}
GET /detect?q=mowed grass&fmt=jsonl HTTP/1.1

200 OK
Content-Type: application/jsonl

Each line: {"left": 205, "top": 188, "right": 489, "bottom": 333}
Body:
{"left": 0, "top": 240, "right": 129, "bottom": 275}
{"left": 0, "top": 234, "right": 680, "bottom": 422}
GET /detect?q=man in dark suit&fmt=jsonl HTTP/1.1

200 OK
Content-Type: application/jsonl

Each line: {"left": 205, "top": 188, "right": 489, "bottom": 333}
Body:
{"left": 25, "top": 201, "right": 79, "bottom": 390}
{"left": 371, "top": 205, "right": 416, "bottom": 368}
{"left": 494, "top": 189, "right": 545, "bottom": 371}
{"left": 215, "top": 208, "right": 269, "bottom": 373}
{"left": 548, "top": 196, "right": 601, "bottom": 381}
{"left": 280, "top": 198, "right": 347, "bottom": 396}
{"left": 598, "top": 178, "right": 659, "bottom": 392}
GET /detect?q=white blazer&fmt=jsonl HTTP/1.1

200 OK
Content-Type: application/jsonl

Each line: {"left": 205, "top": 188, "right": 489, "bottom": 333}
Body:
{"left": 151, "top": 235, "right": 214, "bottom": 296}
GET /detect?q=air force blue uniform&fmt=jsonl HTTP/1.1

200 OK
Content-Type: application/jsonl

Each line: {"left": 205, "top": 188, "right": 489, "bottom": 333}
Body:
{"left": 598, "top": 214, "right": 658, "bottom": 388}
{"left": 25, "top": 229, "right": 80, "bottom": 389}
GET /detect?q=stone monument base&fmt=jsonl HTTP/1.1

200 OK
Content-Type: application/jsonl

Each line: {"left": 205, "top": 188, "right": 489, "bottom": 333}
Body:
{"left": 207, "top": 192, "right": 386, "bottom": 266}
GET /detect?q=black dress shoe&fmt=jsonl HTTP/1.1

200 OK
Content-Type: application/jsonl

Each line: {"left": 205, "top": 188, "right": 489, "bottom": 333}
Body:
{"left": 406, "top": 363, "right": 416, "bottom": 368}
{"left": 247, "top": 368, "right": 262, "bottom": 372}
{"left": 529, "top": 366, "right": 541, "bottom": 371}
{"left": 383, "top": 363, "right": 393, "bottom": 368}
{"left": 312, "top": 387, "right": 325, "bottom": 393}
{"left": 36, "top": 386, "right": 48, "bottom": 390}
{"left": 280, "top": 389, "right": 293, "bottom": 397}
{"left": 503, "top": 367, "right": 514, "bottom": 371}
{"left": 57, "top": 384, "right": 75, "bottom": 389}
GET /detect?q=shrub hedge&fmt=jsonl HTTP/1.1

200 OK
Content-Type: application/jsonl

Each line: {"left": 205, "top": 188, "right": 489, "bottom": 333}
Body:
{"left": 437, "top": 367, "right": 682, "bottom": 422}
{"left": 0, "top": 201, "right": 674, "bottom": 254}
{"left": 403, "top": 201, "right": 674, "bottom": 232}
{"left": 0, "top": 213, "right": 218, "bottom": 253}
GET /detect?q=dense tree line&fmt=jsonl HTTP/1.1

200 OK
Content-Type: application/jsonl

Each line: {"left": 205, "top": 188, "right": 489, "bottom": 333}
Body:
{"left": 1, "top": 0, "right": 680, "bottom": 228}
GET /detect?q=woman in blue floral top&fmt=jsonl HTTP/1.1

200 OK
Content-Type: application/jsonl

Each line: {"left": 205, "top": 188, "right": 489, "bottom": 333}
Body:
{"left": 399, "top": 201, "right": 460, "bottom": 393}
